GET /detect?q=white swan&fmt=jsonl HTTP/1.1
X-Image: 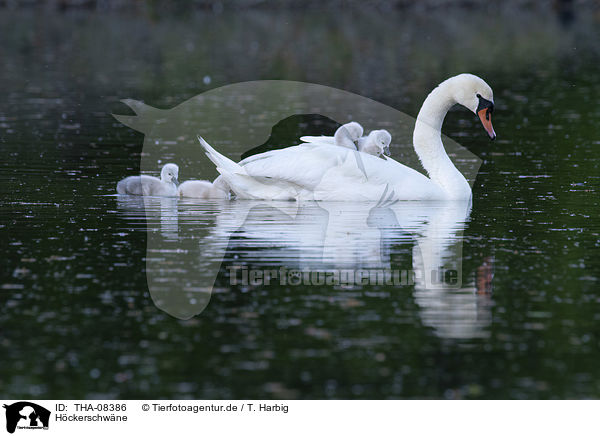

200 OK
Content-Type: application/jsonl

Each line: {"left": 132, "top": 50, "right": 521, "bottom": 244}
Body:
{"left": 301, "top": 123, "right": 392, "bottom": 158}
{"left": 200, "top": 74, "right": 495, "bottom": 201}
{"left": 178, "top": 178, "right": 229, "bottom": 199}
{"left": 116, "top": 163, "right": 179, "bottom": 197}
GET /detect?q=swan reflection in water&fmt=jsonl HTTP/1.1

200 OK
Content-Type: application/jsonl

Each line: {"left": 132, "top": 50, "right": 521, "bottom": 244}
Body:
{"left": 116, "top": 197, "right": 493, "bottom": 339}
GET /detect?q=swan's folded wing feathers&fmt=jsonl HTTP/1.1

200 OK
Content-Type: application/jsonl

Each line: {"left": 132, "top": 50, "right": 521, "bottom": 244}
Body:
{"left": 240, "top": 145, "right": 344, "bottom": 191}
{"left": 225, "top": 142, "right": 443, "bottom": 201}
{"left": 299, "top": 135, "right": 335, "bottom": 146}
{"left": 220, "top": 171, "right": 299, "bottom": 201}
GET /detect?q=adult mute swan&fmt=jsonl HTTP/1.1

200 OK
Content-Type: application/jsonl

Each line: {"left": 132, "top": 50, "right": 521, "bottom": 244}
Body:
{"left": 116, "top": 163, "right": 179, "bottom": 197}
{"left": 301, "top": 122, "right": 392, "bottom": 158}
{"left": 200, "top": 74, "right": 495, "bottom": 201}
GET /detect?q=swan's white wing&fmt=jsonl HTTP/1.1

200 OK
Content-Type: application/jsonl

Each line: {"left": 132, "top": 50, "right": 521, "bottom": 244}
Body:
{"left": 240, "top": 144, "right": 342, "bottom": 191}
{"left": 352, "top": 153, "right": 445, "bottom": 200}
{"left": 238, "top": 144, "right": 444, "bottom": 201}
{"left": 300, "top": 135, "right": 357, "bottom": 150}
{"left": 218, "top": 171, "right": 301, "bottom": 201}
{"left": 299, "top": 135, "right": 335, "bottom": 146}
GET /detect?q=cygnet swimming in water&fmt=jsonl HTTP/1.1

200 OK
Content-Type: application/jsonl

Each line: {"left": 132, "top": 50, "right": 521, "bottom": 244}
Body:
{"left": 178, "top": 178, "right": 229, "bottom": 199}
{"left": 116, "top": 163, "right": 179, "bottom": 197}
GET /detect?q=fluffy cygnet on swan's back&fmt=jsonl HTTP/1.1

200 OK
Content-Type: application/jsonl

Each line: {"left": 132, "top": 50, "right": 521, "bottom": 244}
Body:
{"left": 300, "top": 122, "right": 391, "bottom": 158}
{"left": 357, "top": 129, "right": 392, "bottom": 157}
{"left": 300, "top": 122, "right": 363, "bottom": 150}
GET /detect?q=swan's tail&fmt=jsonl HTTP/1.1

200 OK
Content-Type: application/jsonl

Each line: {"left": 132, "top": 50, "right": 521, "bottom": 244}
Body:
{"left": 198, "top": 136, "right": 297, "bottom": 201}
{"left": 197, "top": 136, "right": 244, "bottom": 175}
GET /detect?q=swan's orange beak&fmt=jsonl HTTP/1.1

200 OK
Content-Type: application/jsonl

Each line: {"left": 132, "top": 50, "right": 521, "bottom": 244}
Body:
{"left": 478, "top": 107, "right": 496, "bottom": 140}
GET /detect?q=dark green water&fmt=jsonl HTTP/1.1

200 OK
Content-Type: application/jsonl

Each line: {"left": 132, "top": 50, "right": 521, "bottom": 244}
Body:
{"left": 1, "top": 4, "right": 600, "bottom": 399}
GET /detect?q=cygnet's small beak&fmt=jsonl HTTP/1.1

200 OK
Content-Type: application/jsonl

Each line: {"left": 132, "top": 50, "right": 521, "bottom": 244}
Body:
{"left": 173, "top": 177, "right": 179, "bottom": 187}
{"left": 383, "top": 145, "right": 391, "bottom": 157}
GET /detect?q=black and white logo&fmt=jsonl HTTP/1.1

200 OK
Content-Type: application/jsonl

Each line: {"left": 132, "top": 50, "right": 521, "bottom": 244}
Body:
{"left": 3, "top": 402, "right": 50, "bottom": 434}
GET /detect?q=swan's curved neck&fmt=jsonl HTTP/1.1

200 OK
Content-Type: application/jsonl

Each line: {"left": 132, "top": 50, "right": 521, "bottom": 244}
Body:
{"left": 413, "top": 81, "right": 471, "bottom": 199}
